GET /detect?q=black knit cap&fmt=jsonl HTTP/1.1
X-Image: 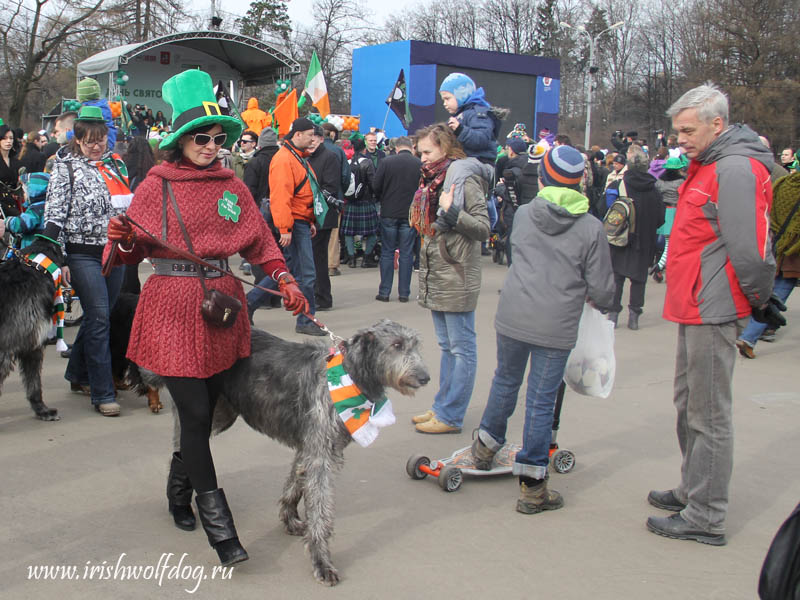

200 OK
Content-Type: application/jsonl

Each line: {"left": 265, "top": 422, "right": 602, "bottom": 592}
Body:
{"left": 286, "top": 117, "right": 315, "bottom": 139}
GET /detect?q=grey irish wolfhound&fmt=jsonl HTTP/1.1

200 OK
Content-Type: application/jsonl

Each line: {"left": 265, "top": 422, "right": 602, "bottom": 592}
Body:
{"left": 148, "top": 319, "right": 429, "bottom": 585}
{"left": 0, "top": 237, "right": 64, "bottom": 421}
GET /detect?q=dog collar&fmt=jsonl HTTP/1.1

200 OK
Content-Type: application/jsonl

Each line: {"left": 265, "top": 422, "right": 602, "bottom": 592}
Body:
{"left": 326, "top": 351, "right": 395, "bottom": 448}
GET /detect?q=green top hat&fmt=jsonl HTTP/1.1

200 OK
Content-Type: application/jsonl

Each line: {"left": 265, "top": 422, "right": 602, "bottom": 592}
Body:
{"left": 159, "top": 69, "right": 243, "bottom": 151}
{"left": 76, "top": 105, "right": 105, "bottom": 122}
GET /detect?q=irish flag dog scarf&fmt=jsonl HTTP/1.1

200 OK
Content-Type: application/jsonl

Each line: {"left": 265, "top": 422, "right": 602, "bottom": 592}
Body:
{"left": 327, "top": 351, "right": 395, "bottom": 447}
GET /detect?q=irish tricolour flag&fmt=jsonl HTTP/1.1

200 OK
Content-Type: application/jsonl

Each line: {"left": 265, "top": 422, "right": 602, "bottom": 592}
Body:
{"left": 303, "top": 51, "right": 330, "bottom": 118}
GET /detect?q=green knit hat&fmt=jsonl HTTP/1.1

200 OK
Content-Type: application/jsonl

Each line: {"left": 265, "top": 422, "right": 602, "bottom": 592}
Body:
{"left": 76, "top": 106, "right": 105, "bottom": 122}
{"left": 77, "top": 77, "right": 101, "bottom": 101}
{"left": 159, "top": 69, "right": 243, "bottom": 151}
{"left": 664, "top": 156, "right": 684, "bottom": 170}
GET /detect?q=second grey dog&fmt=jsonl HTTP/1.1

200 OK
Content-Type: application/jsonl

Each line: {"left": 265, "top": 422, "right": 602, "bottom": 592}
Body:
{"left": 0, "top": 237, "right": 64, "bottom": 421}
{"left": 145, "top": 319, "right": 430, "bottom": 585}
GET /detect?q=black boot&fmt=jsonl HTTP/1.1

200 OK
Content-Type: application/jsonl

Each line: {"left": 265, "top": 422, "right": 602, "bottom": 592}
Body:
{"left": 628, "top": 309, "right": 640, "bottom": 331}
{"left": 608, "top": 312, "right": 619, "bottom": 328}
{"left": 166, "top": 452, "right": 196, "bottom": 531}
{"left": 347, "top": 254, "right": 357, "bottom": 268}
{"left": 195, "top": 489, "right": 249, "bottom": 567}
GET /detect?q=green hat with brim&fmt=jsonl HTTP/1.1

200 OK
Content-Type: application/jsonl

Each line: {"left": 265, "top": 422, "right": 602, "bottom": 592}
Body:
{"left": 159, "top": 69, "right": 243, "bottom": 151}
{"left": 76, "top": 105, "right": 105, "bottom": 122}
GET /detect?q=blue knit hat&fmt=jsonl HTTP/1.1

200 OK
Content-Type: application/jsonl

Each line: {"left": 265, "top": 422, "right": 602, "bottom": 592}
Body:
{"left": 540, "top": 145, "right": 584, "bottom": 188}
{"left": 21, "top": 172, "right": 50, "bottom": 200}
{"left": 439, "top": 73, "right": 476, "bottom": 108}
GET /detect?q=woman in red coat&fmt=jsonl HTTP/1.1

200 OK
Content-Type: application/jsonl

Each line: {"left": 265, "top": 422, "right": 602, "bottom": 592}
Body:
{"left": 106, "top": 70, "right": 307, "bottom": 567}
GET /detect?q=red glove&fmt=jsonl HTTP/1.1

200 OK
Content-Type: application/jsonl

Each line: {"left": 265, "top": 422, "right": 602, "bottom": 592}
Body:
{"left": 277, "top": 273, "right": 309, "bottom": 316}
{"left": 108, "top": 215, "right": 135, "bottom": 246}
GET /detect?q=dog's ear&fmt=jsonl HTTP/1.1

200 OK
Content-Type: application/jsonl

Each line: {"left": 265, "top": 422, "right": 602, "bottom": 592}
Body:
{"left": 350, "top": 330, "right": 378, "bottom": 354}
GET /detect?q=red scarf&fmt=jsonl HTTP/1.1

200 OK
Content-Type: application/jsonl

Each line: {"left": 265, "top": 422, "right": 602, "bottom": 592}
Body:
{"left": 410, "top": 157, "right": 451, "bottom": 237}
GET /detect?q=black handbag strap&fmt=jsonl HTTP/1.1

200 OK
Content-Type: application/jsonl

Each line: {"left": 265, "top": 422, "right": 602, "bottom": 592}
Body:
{"left": 162, "top": 179, "right": 210, "bottom": 294}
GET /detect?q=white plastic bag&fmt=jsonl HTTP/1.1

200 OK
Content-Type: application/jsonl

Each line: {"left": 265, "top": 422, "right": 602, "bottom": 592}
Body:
{"left": 564, "top": 304, "right": 616, "bottom": 398}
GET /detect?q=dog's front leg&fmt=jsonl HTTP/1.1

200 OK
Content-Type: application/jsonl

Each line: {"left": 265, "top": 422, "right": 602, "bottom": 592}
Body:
{"left": 279, "top": 451, "right": 306, "bottom": 536}
{"left": 19, "top": 348, "right": 59, "bottom": 421}
{"left": 301, "top": 451, "right": 339, "bottom": 586}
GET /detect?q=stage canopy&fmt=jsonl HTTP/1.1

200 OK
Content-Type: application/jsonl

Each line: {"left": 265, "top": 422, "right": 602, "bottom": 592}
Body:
{"left": 77, "top": 30, "right": 301, "bottom": 86}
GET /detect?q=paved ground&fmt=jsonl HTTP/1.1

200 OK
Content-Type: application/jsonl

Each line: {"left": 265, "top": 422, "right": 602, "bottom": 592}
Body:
{"left": 2, "top": 258, "right": 798, "bottom": 600}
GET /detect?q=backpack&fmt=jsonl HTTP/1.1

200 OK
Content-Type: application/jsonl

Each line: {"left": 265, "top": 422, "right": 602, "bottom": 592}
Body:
{"left": 603, "top": 180, "right": 636, "bottom": 247}
{"left": 344, "top": 156, "right": 367, "bottom": 201}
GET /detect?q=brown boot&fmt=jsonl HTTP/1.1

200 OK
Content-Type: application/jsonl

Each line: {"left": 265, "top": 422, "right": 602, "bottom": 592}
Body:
{"left": 516, "top": 477, "right": 564, "bottom": 514}
{"left": 470, "top": 433, "right": 497, "bottom": 471}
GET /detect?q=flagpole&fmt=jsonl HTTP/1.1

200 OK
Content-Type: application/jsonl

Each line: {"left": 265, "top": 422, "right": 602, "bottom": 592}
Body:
{"left": 381, "top": 103, "right": 391, "bottom": 131}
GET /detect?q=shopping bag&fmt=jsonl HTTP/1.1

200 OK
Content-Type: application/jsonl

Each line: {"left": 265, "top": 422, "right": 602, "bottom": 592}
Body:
{"left": 564, "top": 304, "right": 616, "bottom": 398}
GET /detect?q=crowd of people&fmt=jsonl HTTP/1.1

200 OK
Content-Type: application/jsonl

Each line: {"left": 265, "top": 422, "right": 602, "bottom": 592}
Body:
{"left": 0, "top": 68, "right": 797, "bottom": 569}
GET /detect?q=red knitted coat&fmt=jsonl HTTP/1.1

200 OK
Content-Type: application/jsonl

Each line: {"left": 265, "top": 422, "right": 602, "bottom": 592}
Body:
{"left": 112, "top": 161, "right": 285, "bottom": 378}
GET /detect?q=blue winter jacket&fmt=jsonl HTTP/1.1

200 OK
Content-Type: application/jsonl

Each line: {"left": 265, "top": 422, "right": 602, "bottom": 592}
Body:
{"left": 453, "top": 89, "right": 501, "bottom": 163}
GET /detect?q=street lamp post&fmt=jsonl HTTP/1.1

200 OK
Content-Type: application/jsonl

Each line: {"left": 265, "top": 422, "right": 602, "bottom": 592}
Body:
{"left": 560, "top": 20, "right": 624, "bottom": 148}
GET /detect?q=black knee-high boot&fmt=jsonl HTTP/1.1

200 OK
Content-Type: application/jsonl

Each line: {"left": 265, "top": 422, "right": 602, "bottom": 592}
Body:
{"left": 195, "top": 488, "right": 249, "bottom": 566}
{"left": 167, "top": 452, "right": 196, "bottom": 531}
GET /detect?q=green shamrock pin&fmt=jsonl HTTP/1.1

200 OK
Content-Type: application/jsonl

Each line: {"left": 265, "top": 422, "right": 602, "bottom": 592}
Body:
{"left": 218, "top": 191, "right": 241, "bottom": 223}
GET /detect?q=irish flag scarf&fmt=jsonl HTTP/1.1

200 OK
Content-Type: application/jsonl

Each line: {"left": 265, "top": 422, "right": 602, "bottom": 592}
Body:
{"left": 327, "top": 351, "right": 395, "bottom": 447}
{"left": 91, "top": 154, "right": 133, "bottom": 210}
{"left": 26, "top": 252, "right": 68, "bottom": 352}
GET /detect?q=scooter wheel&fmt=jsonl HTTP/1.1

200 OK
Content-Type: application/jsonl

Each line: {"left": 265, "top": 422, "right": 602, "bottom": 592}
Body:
{"left": 406, "top": 454, "right": 430, "bottom": 480}
{"left": 552, "top": 449, "right": 575, "bottom": 474}
{"left": 438, "top": 465, "right": 463, "bottom": 492}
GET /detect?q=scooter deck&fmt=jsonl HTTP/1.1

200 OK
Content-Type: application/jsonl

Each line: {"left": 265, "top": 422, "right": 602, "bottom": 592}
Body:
{"left": 436, "top": 443, "right": 521, "bottom": 476}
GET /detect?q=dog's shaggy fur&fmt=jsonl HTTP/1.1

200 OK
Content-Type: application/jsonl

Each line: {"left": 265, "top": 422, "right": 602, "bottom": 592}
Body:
{"left": 142, "top": 319, "right": 429, "bottom": 585}
{"left": 0, "top": 238, "right": 64, "bottom": 420}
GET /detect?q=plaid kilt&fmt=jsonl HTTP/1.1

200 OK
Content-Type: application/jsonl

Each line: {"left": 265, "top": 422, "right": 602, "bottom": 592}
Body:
{"left": 340, "top": 200, "right": 379, "bottom": 236}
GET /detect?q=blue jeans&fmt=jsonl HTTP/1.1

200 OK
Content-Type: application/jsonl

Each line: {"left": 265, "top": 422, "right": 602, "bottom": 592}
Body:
{"left": 65, "top": 253, "right": 124, "bottom": 406}
{"left": 247, "top": 220, "right": 316, "bottom": 326}
{"left": 430, "top": 310, "right": 477, "bottom": 428}
{"left": 478, "top": 333, "right": 570, "bottom": 479}
{"left": 378, "top": 218, "right": 415, "bottom": 298}
{"left": 738, "top": 275, "right": 796, "bottom": 346}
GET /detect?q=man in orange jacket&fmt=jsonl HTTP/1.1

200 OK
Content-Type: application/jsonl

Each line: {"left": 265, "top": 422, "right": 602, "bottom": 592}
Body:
{"left": 247, "top": 118, "right": 324, "bottom": 335}
{"left": 240, "top": 97, "right": 270, "bottom": 135}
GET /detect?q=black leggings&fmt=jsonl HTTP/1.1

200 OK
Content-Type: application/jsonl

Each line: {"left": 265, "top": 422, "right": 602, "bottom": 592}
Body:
{"left": 164, "top": 374, "right": 226, "bottom": 493}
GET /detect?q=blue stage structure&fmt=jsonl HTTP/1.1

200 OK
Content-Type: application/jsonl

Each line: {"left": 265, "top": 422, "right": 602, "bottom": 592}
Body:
{"left": 351, "top": 40, "right": 560, "bottom": 140}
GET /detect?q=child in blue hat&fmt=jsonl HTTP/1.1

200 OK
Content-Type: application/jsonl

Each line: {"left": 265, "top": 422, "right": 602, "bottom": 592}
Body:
{"left": 433, "top": 73, "right": 507, "bottom": 232}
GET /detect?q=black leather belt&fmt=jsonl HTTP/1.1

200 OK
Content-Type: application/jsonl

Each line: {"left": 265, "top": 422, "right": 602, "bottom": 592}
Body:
{"left": 150, "top": 257, "right": 228, "bottom": 278}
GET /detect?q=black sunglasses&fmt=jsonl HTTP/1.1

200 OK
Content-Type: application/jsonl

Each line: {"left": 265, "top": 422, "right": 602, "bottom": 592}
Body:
{"left": 191, "top": 132, "right": 227, "bottom": 146}
{"left": 240, "top": 138, "right": 256, "bottom": 144}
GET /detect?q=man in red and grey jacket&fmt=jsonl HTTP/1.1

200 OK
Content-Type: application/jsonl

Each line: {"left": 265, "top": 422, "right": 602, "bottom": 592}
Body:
{"left": 646, "top": 83, "right": 776, "bottom": 546}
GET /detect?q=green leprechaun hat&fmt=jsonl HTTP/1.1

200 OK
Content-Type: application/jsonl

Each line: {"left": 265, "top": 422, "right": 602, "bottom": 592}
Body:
{"left": 76, "top": 105, "right": 106, "bottom": 122}
{"left": 159, "top": 69, "right": 243, "bottom": 151}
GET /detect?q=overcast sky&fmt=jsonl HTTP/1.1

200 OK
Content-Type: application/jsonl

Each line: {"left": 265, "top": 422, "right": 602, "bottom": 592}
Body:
{"left": 218, "top": 0, "right": 416, "bottom": 29}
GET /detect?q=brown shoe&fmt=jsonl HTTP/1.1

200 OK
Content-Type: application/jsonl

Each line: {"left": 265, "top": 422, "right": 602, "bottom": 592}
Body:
{"left": 411, "top": 409, "right": 435, "bottom": 424}
{"left": 415, "top": 417, "right": 461, "bottom": 434}
{"left": 516, "top": 478, "right": 564, "bottom": 514}
{"left": 736, "top": 339, "right": 755, "bottom": 359}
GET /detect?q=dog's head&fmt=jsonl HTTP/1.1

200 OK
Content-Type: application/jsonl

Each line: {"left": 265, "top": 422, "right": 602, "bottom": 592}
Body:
{"left": 24, "top": 235, "right": 65, "bottom": 268}
{"left": 344, "top": 319, "right": 430, "bottom": 398}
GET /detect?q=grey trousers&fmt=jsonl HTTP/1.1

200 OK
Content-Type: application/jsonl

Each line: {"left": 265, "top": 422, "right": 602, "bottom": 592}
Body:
{"left": 671, "top": 319, "right": 744, "bottom": 534}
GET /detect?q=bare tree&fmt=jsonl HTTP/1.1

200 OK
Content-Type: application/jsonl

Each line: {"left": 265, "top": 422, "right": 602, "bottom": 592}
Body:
{"left": 0, "top": 0, "right": 105, "bottom": 126}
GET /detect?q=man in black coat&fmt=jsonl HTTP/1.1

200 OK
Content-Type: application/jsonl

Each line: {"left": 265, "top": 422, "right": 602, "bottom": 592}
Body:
{"left": 243, "top": 127, "right": 281, "bottom": 289}
{"left": 308, "top": 126, "right": 344, "bottom": 310}
{"left": 372, "top": 136, "right": 421, "bottom": 302}
{"left": 321, "top": 123, "right": 350, "bottom": 277}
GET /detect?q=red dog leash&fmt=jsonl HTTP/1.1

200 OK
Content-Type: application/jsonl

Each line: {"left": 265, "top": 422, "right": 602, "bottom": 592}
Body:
{"left": 106, "top": 215, "right": 339, "bottom": 340}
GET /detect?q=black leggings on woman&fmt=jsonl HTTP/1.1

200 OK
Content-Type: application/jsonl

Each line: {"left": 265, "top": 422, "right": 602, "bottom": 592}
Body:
{"left": 164, "top": 374, "right": 226, "bottom": 493}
